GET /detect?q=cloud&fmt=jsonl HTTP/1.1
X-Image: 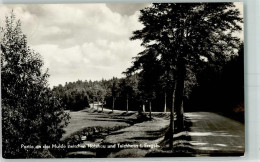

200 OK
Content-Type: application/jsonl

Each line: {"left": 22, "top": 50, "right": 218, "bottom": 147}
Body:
{"left": 105, "top": 3, "right": 150, "bottom": 16}
{"left": 32, "top": 39, "right": 143, "bottom": 87}
{"left": 0, "top": 4, "right": 146, "bottom": 87}
{"left": 0, "top": 3, "right": 244, "bottom": 87}
{"left": 30, "top": 4, "right": 145, "bottom": 48}
{"left": 0, "top": 4, "right": 145, "bottom": 47}
{"left": 33, "top": 38, "right": 143, "bottom": 86}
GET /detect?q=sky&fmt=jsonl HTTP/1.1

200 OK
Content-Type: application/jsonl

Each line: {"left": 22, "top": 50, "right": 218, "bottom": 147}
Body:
{"left": 0, "top": 3, "right": 243, "bottom": 87}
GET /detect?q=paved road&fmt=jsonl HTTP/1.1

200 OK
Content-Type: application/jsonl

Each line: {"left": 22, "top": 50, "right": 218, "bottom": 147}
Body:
{"left": 184, "top": 112, "right": 245, "bottom": 156}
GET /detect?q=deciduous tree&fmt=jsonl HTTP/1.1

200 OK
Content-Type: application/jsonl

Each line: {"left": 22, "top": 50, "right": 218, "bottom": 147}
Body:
{"left": 1, "top": 13, "right": 70, "bottom": 158}
{"left": 129, "top": 3, "right": 242, "bottom": 148}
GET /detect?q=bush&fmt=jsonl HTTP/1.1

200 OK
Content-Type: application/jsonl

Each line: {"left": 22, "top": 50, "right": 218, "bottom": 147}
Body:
{"left": 1, "top": 13, "right": 70, "bottom": 158}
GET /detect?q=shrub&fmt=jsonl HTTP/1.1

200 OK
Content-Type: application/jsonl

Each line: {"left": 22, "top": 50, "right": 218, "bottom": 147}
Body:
{"left": 1, "top": 13, "right": 70, "bottom": 158}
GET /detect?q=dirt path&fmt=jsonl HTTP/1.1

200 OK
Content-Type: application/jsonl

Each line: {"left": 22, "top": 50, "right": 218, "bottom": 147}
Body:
{"left": 102, "top": 117, "right": 169, "bottom": 157}
{"left": 146, "top": 112, "right": 245, "bottom": 157}
{"left": 185, "top": 112, "right": 244, "bottom": 156}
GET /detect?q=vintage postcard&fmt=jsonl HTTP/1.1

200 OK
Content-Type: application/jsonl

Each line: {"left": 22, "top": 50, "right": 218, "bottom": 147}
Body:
{"left": 1, "top": 3, "right": 244, "bottom": 158}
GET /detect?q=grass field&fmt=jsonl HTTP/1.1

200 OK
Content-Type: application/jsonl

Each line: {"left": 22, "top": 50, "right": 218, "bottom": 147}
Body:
{"left": 60, "top": 105, "right": 244, "bottom": 157}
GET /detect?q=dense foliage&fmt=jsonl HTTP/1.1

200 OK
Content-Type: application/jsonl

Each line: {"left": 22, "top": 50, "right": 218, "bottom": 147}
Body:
{"left": 52, "top": 76, "right": 142, "bottom": 112}
{"left": 1, "top": 14, "right": 70, "bottom": 158}
{"left": 53, "top": 81, "right": 91, "bottom": 111}
{"left": 186, "top": 44, "right": 244, "bottom": 121}
{"left": 126, "top": 3, "right": 243, "bottom": 148}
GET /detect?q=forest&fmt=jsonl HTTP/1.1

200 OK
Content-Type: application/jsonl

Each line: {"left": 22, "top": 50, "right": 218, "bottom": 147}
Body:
{"left": 53, "top": 44, "right": 244, "bottom": 118}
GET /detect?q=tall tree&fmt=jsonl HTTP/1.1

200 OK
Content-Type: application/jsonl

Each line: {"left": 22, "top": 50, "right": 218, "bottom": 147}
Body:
{"left": 1, "top": 13, "right": 70, "bottom": 158}
{"left": 138, "top": 48, "right": 162, "bottom": 118}
{"left": 96, "top": 84, "right": 107, "bottom": 112}
{"left": 110, "top": 78, "right": 120, "bottom": 112}
{"left": 119, "top": 75, "right": 139, "bottom": 113}
{"left": 119, "top": 78, "right": 130, "bottom": 112}
{"left": 129, "top": 3, "right": 242, "bottom": 148}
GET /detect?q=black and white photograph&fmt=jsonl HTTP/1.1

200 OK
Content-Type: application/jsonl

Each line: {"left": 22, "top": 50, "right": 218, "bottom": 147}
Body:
{"left": 1, "top": 2, "right": 244, "bottom": 158}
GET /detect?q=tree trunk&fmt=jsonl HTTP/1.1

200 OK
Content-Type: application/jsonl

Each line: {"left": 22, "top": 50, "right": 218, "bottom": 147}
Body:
{"left": 169, "top": 90, "right": 175, "bottom": 149}
{"left": 149, "top": 101, "right": 152, "bottom": 119}
{"left": 112, "top": 97, "right": 115, "bottom": 112}
{"left": 93, "top": 97, "right": 95, "bottom": 109}
{"left": 126, "top": 94, "right": 129, "bottom": 113}
{"left": 176, "top": 101, "right": 184, "bottom": 130}
{"left": 173, "top": 58, "right": 186, "bottom": 132}
{"left": 169, "top": 56, "right": 186, "bottom": 149}
{"left": 142, "top": 104, "right": 145, "bottom": 112}
{"left": 97, "top": 99, "right": 99, "bottom": 111}
{"left": 164, "top": 92, "right": 167, "bottom": 112}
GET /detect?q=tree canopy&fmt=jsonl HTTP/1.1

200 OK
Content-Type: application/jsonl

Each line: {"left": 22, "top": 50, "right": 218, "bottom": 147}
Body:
{"left": 126, "top": 3, "right": 243, "bottom": 148}
{"left": 1, "top": 13, "right": 70, "bottom": 158}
